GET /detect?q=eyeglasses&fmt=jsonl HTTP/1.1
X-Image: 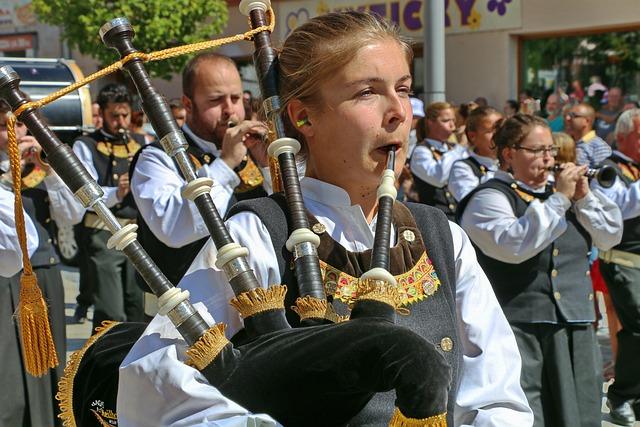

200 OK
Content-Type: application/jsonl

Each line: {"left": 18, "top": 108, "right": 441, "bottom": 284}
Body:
{"left": 514, "top": 145, "right": 558, "bottom": 157}
{"left": 565, "top": 112, "right": 587, "bottom": 120}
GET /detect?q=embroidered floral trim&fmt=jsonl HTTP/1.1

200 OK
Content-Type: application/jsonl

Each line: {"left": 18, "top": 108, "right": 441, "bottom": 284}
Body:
{"left": 320, "top": 251, "right": 441, "bottom": 307}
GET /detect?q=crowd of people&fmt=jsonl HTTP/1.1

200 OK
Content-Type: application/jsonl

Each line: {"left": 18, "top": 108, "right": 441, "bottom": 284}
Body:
{"left": 1, "top": 9, "right": 640, "bottom": 427}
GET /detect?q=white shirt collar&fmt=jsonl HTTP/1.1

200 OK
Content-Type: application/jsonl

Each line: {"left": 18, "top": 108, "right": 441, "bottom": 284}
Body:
{"left": 182, "top": 123, "right": 221, "bottom": 157}
{"left": 301, "top": 177, "right": 353, "bottom": 208}
{"left": 425, "top": 138, "right": 450, "bottom": 152}
{"left": 470, "top": 152, "right": 499, "bottom": 170}
{"left": 494, "top": 170, "right": 547, "bottom": 193}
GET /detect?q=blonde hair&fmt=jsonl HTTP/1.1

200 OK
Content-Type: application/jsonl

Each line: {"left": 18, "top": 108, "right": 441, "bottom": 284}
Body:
{"left": 552, "top": 132, "right": 576, "bottom": 164}
{"left": 278, "top": 11, "right": 413, "bottom": 149}
{"left": 423, "top": 101, "right": 453, "bottom": 138}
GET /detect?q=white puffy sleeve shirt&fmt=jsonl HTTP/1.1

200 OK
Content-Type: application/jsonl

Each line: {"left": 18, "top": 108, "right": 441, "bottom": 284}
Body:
{"left": 410, "top": 139, "right": 469, "bottom": 187}
{"left": 118, "top": 178, "right": 533, "bottom": 427}
{"left": 43, "top": 172, "right": 85, "bottom": 226}
{"left": 0, "top": 186, "right": 38, "bottom": 277}
{"left": 459, "top": 172, "right": 622, "bottom": 264}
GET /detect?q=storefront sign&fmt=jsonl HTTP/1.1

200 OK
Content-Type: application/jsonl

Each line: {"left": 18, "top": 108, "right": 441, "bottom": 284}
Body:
{"left": 0, "top": 1, "right": 36, "bottom": 29}
{"left": 277, "top": 0, "right": 522, "bottom": 39}
{"left": 0, "top": 32, "right": 33, "bottom": 51}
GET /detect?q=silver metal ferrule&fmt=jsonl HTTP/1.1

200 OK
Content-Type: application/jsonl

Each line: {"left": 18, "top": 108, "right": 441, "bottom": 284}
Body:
{"left": 222, "top": 256, "right": 251, "bottom": 280}
{"left": 92, "top": 202, "right": 124, "bottom": 234}
{"left": 0, "top": 65, "right": 19, "bottom": 87}
{"left": 293, "top": 241, "right": 317, "bottom": 260}
{"left": 160, "top": 130, "right": 188, "bottom": 157}
{"left": 74, "top": 181, "right": 104, "bottom": 208}
{"left": 263, "top": 96, "right": 286, "bottom": 137}
{"left": 167, "top": 300, "right": 198, "bottom": 328}
{"left": 99, "top": 17, "right": 131, "bottom": 41}
{"left": 174, "top": 151, "right": 198, "bottom": 182}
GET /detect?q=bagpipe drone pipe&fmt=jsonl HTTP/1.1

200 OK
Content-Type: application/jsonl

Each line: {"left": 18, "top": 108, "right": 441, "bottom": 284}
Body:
{"left": 0, "top": 5, "right": 451, "bottom": 427}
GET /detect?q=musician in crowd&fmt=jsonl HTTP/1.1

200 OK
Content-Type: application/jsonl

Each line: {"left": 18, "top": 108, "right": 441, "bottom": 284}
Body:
{"left": 458, "top": 114, "right": 622, "bottom": 427}
{"left": 73, "top": 83, "right": 147, "bottom": 330}
{"left": 448, "top": 106, "right": 502, "bottom": 201}
{"left": 169, "top": 98, "right": 186, "bottom": 128}
{"left": 410, "top": 101, "right": 468, "bottom": 220}
{"left": 592, "top": 108, "right": 640, "bottom": 426}
{"left": 118, "top": 11, "right": 532, "bottom": 426}
{"left": 0, "top": 99, "right": 84, "bottom": 426}
{"left": 129, "top": 52, "right": 269, "bottom": 289}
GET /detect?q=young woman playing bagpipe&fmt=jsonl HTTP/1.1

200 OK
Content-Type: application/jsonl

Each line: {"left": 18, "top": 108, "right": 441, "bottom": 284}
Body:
{"left": 117, "top": 8, "right": 532, "bottom": 427}
{"left": 0, "top": 6, "right": 531, "bottom": 427}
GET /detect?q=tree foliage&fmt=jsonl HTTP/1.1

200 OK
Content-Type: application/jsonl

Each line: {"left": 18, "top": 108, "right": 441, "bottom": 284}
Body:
{"left": 33, "top": 0, "right": 229, "bottom": 79}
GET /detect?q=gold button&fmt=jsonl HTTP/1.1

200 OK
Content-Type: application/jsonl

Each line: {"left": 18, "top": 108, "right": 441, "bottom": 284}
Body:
{"left": 112, "top": 160, "right": 117, "bottom": 166}
{"left": 551, "top": 269, "right": 558, "bottom": 278}
{"left": 510, "top": 183, "right": 518, "bottom": 189}
{"left": 445, "top": 191, "right": 451, "bottom": 197}
{"left": 589, "top": 293, "right": 594, "bottom": 301}
{"left": 47, "top": 238, "right": 52, "bottom": 244}
{"left": 113, "top": 173, "right": 119, "bottom": 180}
{"left": 45, "top": 218, "right": 51, "bottom": 224}
{"left": 312, "top": 223, "right": 326, "bottom": 234}
{"left": 402, "top": 230, "right": 415, "bottom": 242}
{"left": 554, "top": 291, "right": 561, "bottom": 300}
{"left": 440, "top": 337, "right": 453, "bottom": 352}
{"left": 115, "top": 204, "right": 121, "bottom": 209}
{"left": 203, "top": 154, "right": 211, "bottom": 163}
{"left": 448, "top": 204, "right": 455, "bottom": 210}
{"left": 552, "top": 249, "right": 559, "bottom": 256}
{"left": 49, "top": 257, "right": 55, "bottom": 264}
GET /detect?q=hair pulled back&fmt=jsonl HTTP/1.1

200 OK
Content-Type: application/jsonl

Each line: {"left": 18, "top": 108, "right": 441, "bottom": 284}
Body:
{"left": 493, "top": 113, "right": 549, "bottom": 163}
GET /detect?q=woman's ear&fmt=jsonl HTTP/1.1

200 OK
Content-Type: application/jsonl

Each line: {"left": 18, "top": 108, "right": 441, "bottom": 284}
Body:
{"left": 287, "top": 99, "right": 314, "bottom": 139}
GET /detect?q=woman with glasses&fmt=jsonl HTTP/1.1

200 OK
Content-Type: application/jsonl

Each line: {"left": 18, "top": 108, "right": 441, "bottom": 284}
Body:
{"left": 457, "top": 113, "right": 622, "bottom": 426}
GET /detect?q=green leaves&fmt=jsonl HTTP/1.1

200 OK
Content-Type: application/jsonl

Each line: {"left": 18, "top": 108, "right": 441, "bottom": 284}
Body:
{"left": 32, "top": 0, "right": 228, "bottom": 80}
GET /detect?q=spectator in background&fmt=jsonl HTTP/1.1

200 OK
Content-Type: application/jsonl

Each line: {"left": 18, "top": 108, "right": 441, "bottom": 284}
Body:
{"left": 474, "top": 96, "right": 488, "bottom": 108}
{"left": 130, "top": 110, "right": 155, "bottom": 144}
{"left": 545, "top": 93, "right": 564, "bottom": 132}
{"left": 92, "top": 101, "right": 103, "bottom": 129}
{"left": 596, "top": 87, "right": 624, "bottom": 143}
{"left": 408, "top": 97, "right": 424, "bottom": 158}
{"left": 453, "top": 101, "right": 478, "bottom": 146}
{"left": 504, "top": 99, "right": 519, "bottom": 118}
{"left": 570, "top": 79, "right": 585, "bottom": 103}
{"left": 552, "top": 132, "right": 576, "bottom": 164}
{"left": 243, "top": 90, "right": 253, "bottom": 121}
{"left": 565, "top": 103, "right": 612, "bottom": 167}
{"left": 587, "top": 75, "right": 607, "bottom": 99}
{"left": 169, "top": 98, "right": 187, "bottom": 128}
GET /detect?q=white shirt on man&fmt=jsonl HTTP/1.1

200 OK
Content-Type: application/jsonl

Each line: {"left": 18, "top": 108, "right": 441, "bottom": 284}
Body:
{"left": 118, "top": 177, "right": 533, "bottom": 427}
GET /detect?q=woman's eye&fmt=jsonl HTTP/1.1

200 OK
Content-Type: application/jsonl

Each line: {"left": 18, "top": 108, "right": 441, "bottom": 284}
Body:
{"left": 397, "top": 86, "right": 411, "bottom": 96}
{"left": 358, "top": 89, "right": 374, "bottom": 98}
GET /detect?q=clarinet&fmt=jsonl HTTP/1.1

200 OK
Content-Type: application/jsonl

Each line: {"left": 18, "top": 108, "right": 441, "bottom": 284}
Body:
{"left": 99, "top": 18, "right": 290, "bottom": 337}
{"left": 0, "top": 66, "right": 210, "bottom": 347}
{"left": 240, "top": 0, "right": 330, "bottom": 325}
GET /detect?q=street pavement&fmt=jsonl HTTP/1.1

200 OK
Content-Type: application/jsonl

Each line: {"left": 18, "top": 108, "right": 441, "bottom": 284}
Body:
{"left": 59, "top": 265, "right": 638, "bottom": 426}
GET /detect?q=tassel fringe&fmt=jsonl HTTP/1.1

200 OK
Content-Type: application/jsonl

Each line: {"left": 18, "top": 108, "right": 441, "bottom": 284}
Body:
{"left": 356, "top": 278, "right": 405, "bottom": 311}
{"left": 229, "top": 285, "right": 287, "bottom": 319}
{"left": 17, "top": 272, "right": 59, "bottom": 377}
{"left": 185, "top": 324, "right": 230, "bottom": 370}
{"left": 56, "top": 321, "right": 120, "bottom": 427}
{"left": 292, "top": 295, "right": 348, "bottom": 323}
{"left": 388, "top": 408, "right": 447, "bottom": 427}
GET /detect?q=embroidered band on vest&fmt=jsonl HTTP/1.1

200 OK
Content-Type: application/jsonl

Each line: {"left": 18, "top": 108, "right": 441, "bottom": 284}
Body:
{"left": 313, "top": 203, "right": 442, "bottom": 308}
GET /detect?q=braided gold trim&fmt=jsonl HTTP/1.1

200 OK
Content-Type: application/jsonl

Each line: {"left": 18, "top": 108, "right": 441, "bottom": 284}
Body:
{"left": 292, "top": 296, "right": 348, "bottom": 323}
{"left": 356, "top": 278, "right": 404, "bottom": 310}
{"left": 388, "top": 408, "right": 447, "bottom": 427}
{"left": 229, "top": 285, "right": 287, "bottom": 319}
{"left": 56, "top": 321, "right": 121, "bottom": 427}
{"left": 185, "top": 324, "right": 230, "bottom": 371}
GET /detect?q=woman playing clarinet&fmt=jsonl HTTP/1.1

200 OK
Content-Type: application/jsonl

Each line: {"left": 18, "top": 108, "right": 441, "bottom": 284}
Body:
{"left": 119, "top": 11, "right": 532, "bottom": 426}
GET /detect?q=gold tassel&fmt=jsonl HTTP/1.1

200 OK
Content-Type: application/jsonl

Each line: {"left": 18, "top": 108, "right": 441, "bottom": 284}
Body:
{"left": 56, "top": 321, "right": 120, "bottom": 427}
{"left": 229, "top": 285, "right": 287, "bottom": 319}
{"left": 17, "top": 272, "right": 59, "bottom": 377}
{"left": 185, "top": 324, "right": 230, "bottom": 370}
{"left": 292, "top": 296, "right": 348, "bottom": 323}
{"left": 356, "top": 279, "right": 405, "bottom": 312}
{"left": 6, "top": 112, "right": 58, "bottom": 377}
{"left": 388, "top": 408, "right": 447, "bottom": 427}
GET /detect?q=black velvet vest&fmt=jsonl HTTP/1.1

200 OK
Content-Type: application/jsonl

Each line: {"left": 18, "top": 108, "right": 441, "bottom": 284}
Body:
{"left": 76, "top": 129, "right": 145, "bottom": 219}
{"left": 411, "top": 142, "right": 457, "bottom": 220}
{"left": 228, "top": 194, "right": 462, "bottom": 426}
{"left": 457, "top": 178, "right": 595, "bottom": 324}
{"left": 602, "top": 155, "right": 640, "bottom": 254}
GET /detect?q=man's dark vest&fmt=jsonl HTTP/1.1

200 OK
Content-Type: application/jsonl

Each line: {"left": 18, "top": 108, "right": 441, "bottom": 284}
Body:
{"left": 601, "top": 154, "right": 640, "bottom": 254}
{"left": 457, "top": 178, "right": 595, "bottom": 324}
{"left": 76, "top": 129, "right": 145, "bottom": 219}
{"left": 228, "top": 194, "right": 462, "bottom": 426}
{"left": 411, "top": 141, "right": 457, "bottom": 220}
{"left": 0, "top": 163, "right": 60, "bottom": 268}
{"left": 128, "top": 130, "right": 267, "bottom": 287}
